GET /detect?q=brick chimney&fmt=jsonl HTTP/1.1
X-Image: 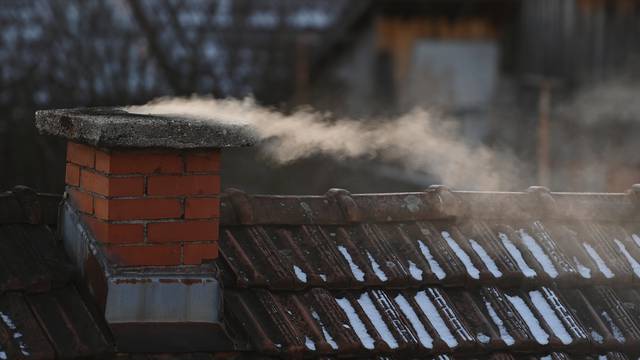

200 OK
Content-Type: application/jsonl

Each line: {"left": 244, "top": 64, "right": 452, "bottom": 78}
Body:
{"left": 65, "top": 141, "right": 221, "bottom": 266}
{"left": 35, "top": 107, "right": 254, "bottom": 352}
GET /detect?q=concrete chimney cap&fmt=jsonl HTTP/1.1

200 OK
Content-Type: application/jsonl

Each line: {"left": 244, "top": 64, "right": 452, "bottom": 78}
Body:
{"left": 35, "top": 107, "right": 257, "bottom": 149}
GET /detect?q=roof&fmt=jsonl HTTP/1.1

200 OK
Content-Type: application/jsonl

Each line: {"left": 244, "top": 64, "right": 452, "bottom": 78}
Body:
{"left": 218, "top": 186, "right": 640, "bottom": 358}
{"left": 0, "top": 186, "right": 112, "bottom": 359}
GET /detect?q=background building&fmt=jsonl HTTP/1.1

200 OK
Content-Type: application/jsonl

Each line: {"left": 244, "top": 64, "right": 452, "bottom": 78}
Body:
{"left": 1, "top": 0, "right": 640, "bottom": 193}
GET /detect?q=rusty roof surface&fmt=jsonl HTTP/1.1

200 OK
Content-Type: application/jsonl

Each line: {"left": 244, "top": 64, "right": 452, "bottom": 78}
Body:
{"left": 218, "top": 186, "right": 640, "bottom": 358}
{"left": 0, "top": 187, "right": 113, "bottom": 359}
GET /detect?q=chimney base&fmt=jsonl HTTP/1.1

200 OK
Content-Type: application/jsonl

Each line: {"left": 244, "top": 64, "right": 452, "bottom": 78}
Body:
{"left": 60, "top": 203, "right": 236, "bottom": 352}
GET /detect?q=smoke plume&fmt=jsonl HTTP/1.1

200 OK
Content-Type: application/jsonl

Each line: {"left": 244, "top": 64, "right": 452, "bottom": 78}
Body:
{"left": 126, "top": 96, "right": 522, "bottom": 190}
{"left": 558, "top": 79, "right": 640, "bottom": 125}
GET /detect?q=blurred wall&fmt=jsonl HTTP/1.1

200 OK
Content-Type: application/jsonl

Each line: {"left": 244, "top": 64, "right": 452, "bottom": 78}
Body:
{"left": 2, "top": 0, "right": 640, "bottom": 194}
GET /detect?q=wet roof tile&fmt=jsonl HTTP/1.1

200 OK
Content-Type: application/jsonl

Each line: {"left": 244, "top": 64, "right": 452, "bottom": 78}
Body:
{"left": 219, "top": 187, "right": 640, "bottom": 358}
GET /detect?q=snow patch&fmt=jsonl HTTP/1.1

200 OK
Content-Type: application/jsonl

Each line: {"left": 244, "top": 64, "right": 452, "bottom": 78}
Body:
{"left": 394, "top": 294, "right": 433, "bottom": 348}
{"left": 0, "top": 312, "right": 16, "bottom": 329}
{"left": 591, "top": 330, "right": 604, "bottom": 344}
{"left": 311, "top": 310, "right": 339, "bottom": 350}
{"left": 293, "top": 265, "right": 307, "bottom": 283}
{"left": 428, "top": 288, "right": 473, "bottom": 342}
{"left": 601, "top": 310, "right": 625, "bottom": 343}
{"left": 0, "top": 311, "right": 29, "bottom": 355}
{"left": 484, "top": 300, "right": 515, "bottom": 345}
{"left": 529, "top": 290, "right": 572, "bottom": 345}
{"left": 499, "top": 232, "right": 536, "bottom": 278}
{"left": 506, "top": 294, "right": 549, "bottom": 345}
{"left": 357, "top": 293, "right": 398, "bottom": 348}
{"left": 614, "top": 239, "right": 640, "bottom": 278}
{"left": 304, "top": 336, "right": 316, "bottom": 350}
{"left": 337, "top": 246, "right": 365, "bottom": 282}
{"left": 441, "top": 231, "right": 480, "bottom": 279}
{"left": 414, "top": 291, "right": 458, "bottom": 347}
{"left": 335, "top": 298, "right": 374, "bottom": 349}
{"left": 518, "top": 229, "right": 558, "bottom": 278}
{"left": 319, "top": 274, "right": 327, "bottom": 282}
{"left": 366, "top": 252, "right": 388, "bottom": 282}
{"left": 469, "top": 239, "right": 502, "bottom": 278}
{"left": 573, "top": 257, "right": 592, "bottom": 278}
{"left": 323, "top": 330, "right": 338, "bottom": 350}
{"left": 476, "top": 333, "right": 490, "bottom": 343}
{"left": 408, "top": 260, "right": 423, "bottom": 281}
{"left": 417, "top": 240, "right": 446, "bottom": 279}
{"left": 632, "top": 234, "right": 640, "bottom": 249}
{"left": 583, "top": 243, "right": 615, "bottom": 278}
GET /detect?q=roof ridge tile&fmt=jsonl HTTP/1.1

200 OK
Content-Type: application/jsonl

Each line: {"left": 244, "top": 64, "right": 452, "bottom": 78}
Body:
{"left": 221, "top": 185, "right": 640, "bottom": 225}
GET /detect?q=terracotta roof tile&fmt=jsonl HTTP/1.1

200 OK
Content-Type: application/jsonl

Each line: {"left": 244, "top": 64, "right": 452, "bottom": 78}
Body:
{"left": 219, "top": 187, "right": 640, "bottom": 358}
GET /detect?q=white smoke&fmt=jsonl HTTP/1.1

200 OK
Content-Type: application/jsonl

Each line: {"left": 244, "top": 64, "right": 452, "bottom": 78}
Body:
{"left": 558, "top": 79, "right": 640, "bottom": 125}
{"left": 126, "top": 96, "right": 522, "bottom": 189}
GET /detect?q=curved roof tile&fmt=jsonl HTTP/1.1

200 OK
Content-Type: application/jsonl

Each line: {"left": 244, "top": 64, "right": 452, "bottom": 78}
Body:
{"left": 219, "top": 187, "right": 640, "bottom": 358}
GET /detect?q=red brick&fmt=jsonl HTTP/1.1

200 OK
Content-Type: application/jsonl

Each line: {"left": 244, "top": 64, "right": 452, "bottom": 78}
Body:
{"left": 105, "top": 244, "right": 181, "bottom": 266}
{"left": 185, "top": 197, "right": 220, "bottom": 219}
{"left": 94, "top": 198, "right": 182, "bottom": 221}
{"left": 185, "top": 151, "right": 220, "bottom": 172}
{"left": 80, "top": 170, "right": 144, "bottom": 197}
{"left": 65, "top": 163, "right": 80, "bottom": 186}
{"left": 183, "top": 243, "right": 219, "bottom": 264}
{"left": 96, "top": 150, "right": 183, "bottom": 174}
{"left": 82, "top": 215, "right": 145, "bottom": 244}
{"left": 67, "top": 142, "right": 95, "bottom": 167}
{"left": 147, "top": 175, "right": 220, "bottom": 196}
{"left": 68, "top": 188, "right": 94, "bottom": 214}
{"left": 147, "top": 220, "right": 219, "bottom": 243}
{"left": 80, "top": 169, "right": 108, "bottom": 194}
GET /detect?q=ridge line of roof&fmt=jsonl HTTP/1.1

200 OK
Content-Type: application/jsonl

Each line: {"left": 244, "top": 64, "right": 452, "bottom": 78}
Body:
{"left": 220, "top": 185, "right": 640, "bottom": 225}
